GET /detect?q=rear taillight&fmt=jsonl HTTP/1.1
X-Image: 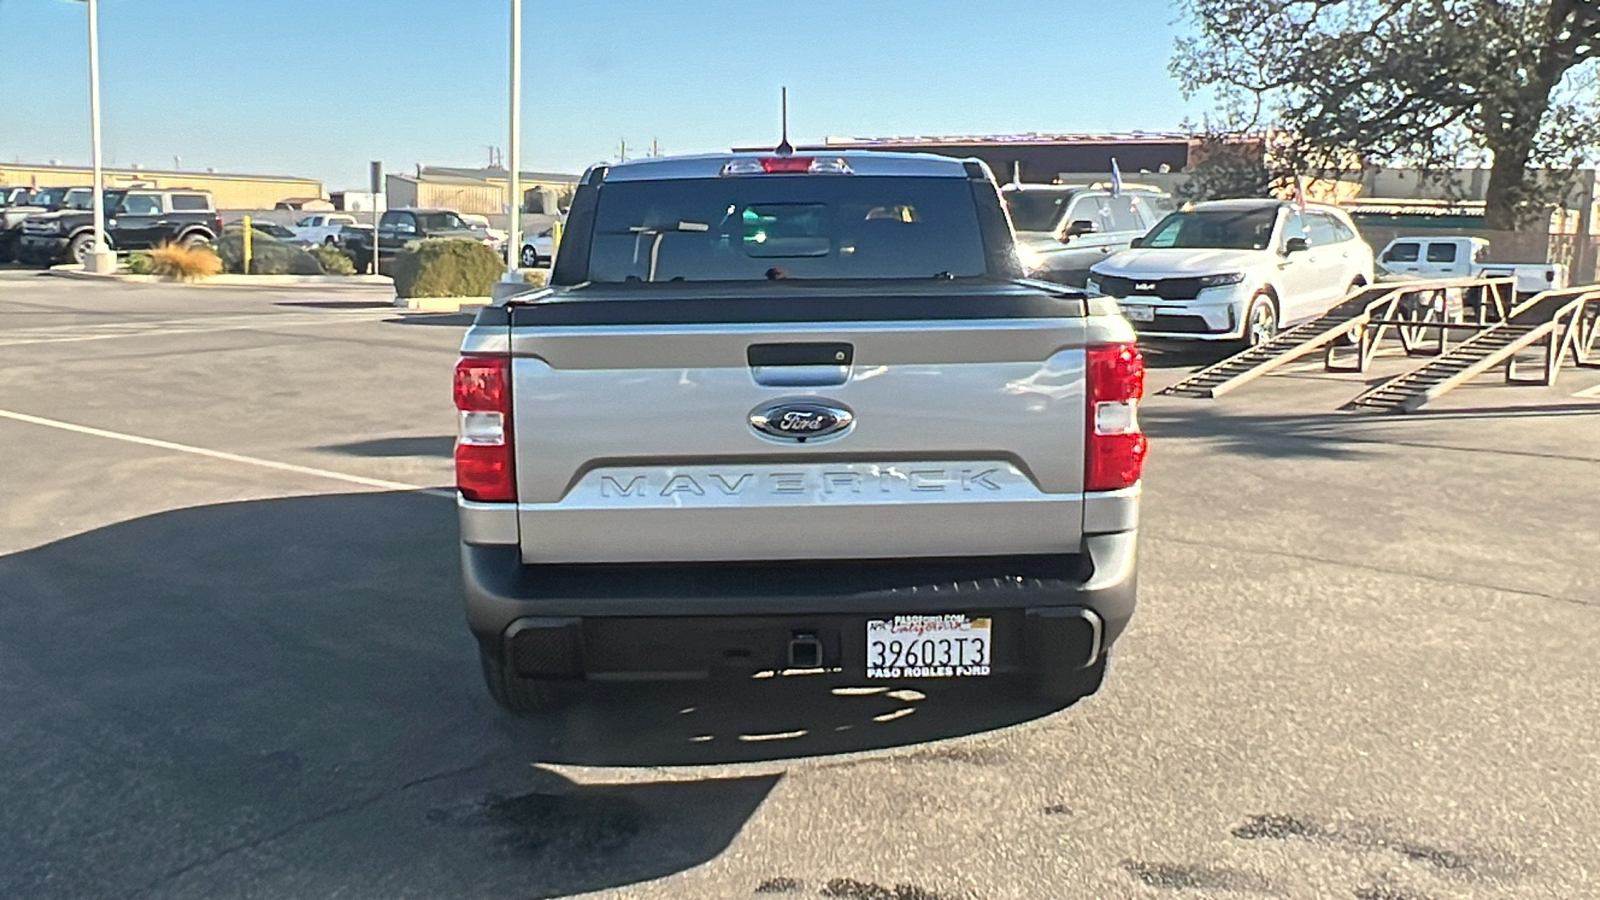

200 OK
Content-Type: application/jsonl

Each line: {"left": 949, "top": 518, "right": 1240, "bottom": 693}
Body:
{"left": 1085, "top": 342, "right": 1147, "bottom": 492}
{"left": 453, "top": 355, "right": 515, "bottom": 502}
{"left": 720, "top": 156, "right": 853, "bottom": 176}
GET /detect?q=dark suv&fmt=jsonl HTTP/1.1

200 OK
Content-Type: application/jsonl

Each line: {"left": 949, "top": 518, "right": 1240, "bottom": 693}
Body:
{"left": 345, "top": 207, "right": 486, "bottom": 275}
{"left": 17, "top": 188, "right": 221, "bottom": 267}
{"left": 3, "top": 186, "right": 93, "bottom": 263}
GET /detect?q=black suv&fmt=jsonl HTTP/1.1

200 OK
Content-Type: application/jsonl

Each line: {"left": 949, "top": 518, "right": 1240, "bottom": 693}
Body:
{"left": 2, "top": 186, "right": 93, "bottom": 263}
{"left": 344, "top": 207, "right": 486, "bottom": 275}
{"left": 17, "top": 188, "right": 222, "bottom": 267}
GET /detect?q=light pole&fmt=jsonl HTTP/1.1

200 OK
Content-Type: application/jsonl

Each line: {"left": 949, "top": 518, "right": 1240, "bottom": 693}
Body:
{"left": 501, "top": 0, "right": 523, "bottom": 281}
{"left": 83, "top": 0, "right": 116, "bottom": 273}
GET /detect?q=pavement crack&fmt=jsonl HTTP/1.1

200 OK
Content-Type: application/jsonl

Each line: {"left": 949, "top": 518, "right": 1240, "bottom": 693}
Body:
{"left": 121, "top": 756, "right": 497, "bottom": 899}
{"left": 1144, "top": 533, "right": 1598, "bottom": 610}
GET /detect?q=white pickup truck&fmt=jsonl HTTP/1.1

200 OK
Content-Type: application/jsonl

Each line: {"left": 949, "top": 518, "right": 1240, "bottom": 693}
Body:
{"left": 1376, "top": 236, "right": 1567, "bottom": 296}
{"left": 289, "top": 213, "right": 359, "bottom": 246}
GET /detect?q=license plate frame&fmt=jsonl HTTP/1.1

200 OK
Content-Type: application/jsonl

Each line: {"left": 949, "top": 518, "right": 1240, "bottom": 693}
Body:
{"left": 1122, "top": 304, "right": 1156, "bottom": 323}
{"left": 866, "top": 614, "right": 992, "bottom": 679}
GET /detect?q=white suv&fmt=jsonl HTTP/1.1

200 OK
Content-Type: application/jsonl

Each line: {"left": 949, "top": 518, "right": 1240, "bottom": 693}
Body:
{"left": 1086, "top": 199, "right": 1375, "bottom": 344}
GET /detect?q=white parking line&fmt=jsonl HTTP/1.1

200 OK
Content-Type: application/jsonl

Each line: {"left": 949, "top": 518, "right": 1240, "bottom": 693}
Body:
{"left": 0, "top": 408, "right": 455, "bottom": 498}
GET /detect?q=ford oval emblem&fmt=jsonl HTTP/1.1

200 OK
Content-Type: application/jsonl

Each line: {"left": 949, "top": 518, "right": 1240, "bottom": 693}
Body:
{"left": 749, "top": 400, "right": 854, "bottom": 442}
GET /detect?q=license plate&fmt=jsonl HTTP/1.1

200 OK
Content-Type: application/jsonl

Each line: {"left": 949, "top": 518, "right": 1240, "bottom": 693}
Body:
{"left": 866, "top": 614, "right": 991, "bottom": 678}
{"left": 1122, "top": 304, "right": 1156, "bottom": 322}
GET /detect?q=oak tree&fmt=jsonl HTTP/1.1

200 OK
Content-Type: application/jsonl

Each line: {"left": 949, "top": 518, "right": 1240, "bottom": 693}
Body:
{"left": 1173, "top": 0, "right": 1600, "bottom": 228}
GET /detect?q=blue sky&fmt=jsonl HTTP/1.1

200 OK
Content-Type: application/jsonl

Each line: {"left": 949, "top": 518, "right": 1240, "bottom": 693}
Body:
{"left": 0, "top": 0, "right": 1200, "bottom": 189}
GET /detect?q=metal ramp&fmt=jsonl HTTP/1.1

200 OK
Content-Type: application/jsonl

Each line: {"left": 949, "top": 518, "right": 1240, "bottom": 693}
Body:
{"left": 1346, "top": 287, "right": 1600, "bottom": 413}
{"left": 1158, "top": 278, "right": 1513, "bottom": 399}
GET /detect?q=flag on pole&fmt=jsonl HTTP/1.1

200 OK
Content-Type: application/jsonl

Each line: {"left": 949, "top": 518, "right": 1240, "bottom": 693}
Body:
{"left": 1110, "top": 158, "right": 1124, "bottom": 197}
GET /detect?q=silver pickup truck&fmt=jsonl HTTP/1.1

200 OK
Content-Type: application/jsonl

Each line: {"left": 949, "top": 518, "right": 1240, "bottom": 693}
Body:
{"left": 453, "top": 151, "right": 1146, "bottom": 712}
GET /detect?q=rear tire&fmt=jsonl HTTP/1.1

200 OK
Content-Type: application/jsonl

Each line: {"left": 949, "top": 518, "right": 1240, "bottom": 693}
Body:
{"left": 180, "top": 232, "right": 211, "bottom": 250}
{"left": 521, "top": 245, "right": 539, "bottom": 268}
{"left": 479, "top": 649, "right": 567, "bottom": 714}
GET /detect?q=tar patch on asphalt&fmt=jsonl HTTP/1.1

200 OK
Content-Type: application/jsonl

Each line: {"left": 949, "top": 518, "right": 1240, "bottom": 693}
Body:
{"left": 1120, "top": 860, "right": 1274, "bottom": 893}
{"left": 427, "top": 791, "right": 643, "bottom": 857}
{"left": 1354, "top": 886, "right": 1434, "bottom": 900}
{"left": 1230, "top": 812, "right": 1512, "bottom": 879}
{"left": 818, "top": 877, "right": 969, "bottom": 900}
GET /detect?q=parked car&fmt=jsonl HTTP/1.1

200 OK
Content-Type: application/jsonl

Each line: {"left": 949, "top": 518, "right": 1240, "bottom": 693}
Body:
{"left": 519, "top": 225, "right": 555, "bottom": 267}
{"left": 345, "top": 207, "right": 488, "bottom": 275}
{"left": 1002, "top": 183, "right": 1172, "bottom": 287}
{"left": 460, "top": 214, "right": 509, "bottom": 251}
{"left": 16, "top": 188, "right": 222, "bottom": 267}
{"left": 455, "top": 150, "right": 1144, "bottom": 713}
{"left": 2, "top": 186, "right": 91, "bottom": 263}
{"left": 1086, "top": 199, "right": 1375, "bottom": 345}
{"left": 334, "top": 222, "right": 373, "bottom": 252}
{"left": 1375, "top": 235, "right": 1567, "bottom": 296}
{"left": 289, "top": 213, "right": 359, "bottom": 246}
{"left": 242, "top": 219, "right": 315, "bottom": 249}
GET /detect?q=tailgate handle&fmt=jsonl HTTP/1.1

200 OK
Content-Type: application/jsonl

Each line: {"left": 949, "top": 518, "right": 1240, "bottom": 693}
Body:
{"left": 748, "top": 342, "right": 853, "bottom": 387}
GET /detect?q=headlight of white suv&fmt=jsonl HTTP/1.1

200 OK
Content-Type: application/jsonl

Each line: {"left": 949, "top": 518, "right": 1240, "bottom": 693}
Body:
{"left": 1084, "top": 277, "right": 1101, "bottom": 295}
{"left": 1198, "top": 272, "right": 1246, "bottom": 288}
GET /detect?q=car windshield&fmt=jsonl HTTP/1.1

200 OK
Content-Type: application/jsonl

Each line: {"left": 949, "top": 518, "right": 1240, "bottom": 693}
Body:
{"left": 1141, "top": 207, "right": 1281, "bottom": 250}
{"left": 32, "top": 187, "right": 83, "bottom": 209}
{"left": 586, "top": 175, "right": 988, "bottom": 282}
{"left": 1003, "top": 190, "right": 1074, "bottom": 231}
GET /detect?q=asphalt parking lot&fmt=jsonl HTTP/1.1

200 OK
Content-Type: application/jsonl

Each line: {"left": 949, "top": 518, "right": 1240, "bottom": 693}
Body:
{"left": 2, "top": 269, "right": 1597, "bottom": 900}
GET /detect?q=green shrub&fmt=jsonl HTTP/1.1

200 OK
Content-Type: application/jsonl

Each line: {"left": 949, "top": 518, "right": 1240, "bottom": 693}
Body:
{"left": 215, "top": 226, "right": 325, "bottom": 275}
{"left": 124, "top": 251, "right": 155, "bottom": 274}
{"left": 520, "top": 267, "right": 548, "bottom": 287}
{"left": 310, "top": 243, "right": 355, "bottom": 276}
{"left": 392, "top": 237, "right": 505, "bottom": 298}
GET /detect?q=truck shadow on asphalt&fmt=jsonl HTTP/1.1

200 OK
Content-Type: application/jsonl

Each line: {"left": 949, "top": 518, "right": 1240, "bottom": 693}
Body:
{"left": 0, "top": 490, "right": 1071, "bottom": 899}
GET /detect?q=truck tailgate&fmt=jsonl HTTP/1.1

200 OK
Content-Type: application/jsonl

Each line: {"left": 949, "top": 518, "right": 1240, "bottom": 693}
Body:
{"left": 503, "top": 286, "right": 1091, "bottom": 564}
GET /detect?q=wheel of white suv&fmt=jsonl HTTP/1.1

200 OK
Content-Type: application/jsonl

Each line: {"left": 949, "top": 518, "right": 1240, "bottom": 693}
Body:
{"left": 1244, "top": 295, "right": 1278, "bottom": 347}
{"left": 479, "top": 649, "right": 567, "bottom": 714}
{"left": 521, "top": 245, "right": 539, "bottom": 268}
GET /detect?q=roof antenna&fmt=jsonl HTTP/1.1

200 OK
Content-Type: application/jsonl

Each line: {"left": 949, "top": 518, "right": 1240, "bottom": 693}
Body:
{"left": 775, "top": 86, "right": 794, "bottom": 156}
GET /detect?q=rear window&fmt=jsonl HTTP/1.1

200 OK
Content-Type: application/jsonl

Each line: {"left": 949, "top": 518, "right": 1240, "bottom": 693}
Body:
{"left": 1003, "top": 190, "right": 1073, "bottom": 232}
{"left": 1426, "top": 242, "right": 1458, "bottom": 263}
{"left": 169, "top": 194, "right": 210, "bottom": 211}
{"left": 1385, "top": 242, "right": 1421, "bottom": 263}
{"left": 586, "top": 176, "right": 987, "bottom": 282}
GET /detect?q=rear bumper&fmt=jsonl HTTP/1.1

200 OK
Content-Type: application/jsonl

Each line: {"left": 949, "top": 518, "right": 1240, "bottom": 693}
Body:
{"left": 461, "top": 531, "right": 1137, "bottom": 681}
